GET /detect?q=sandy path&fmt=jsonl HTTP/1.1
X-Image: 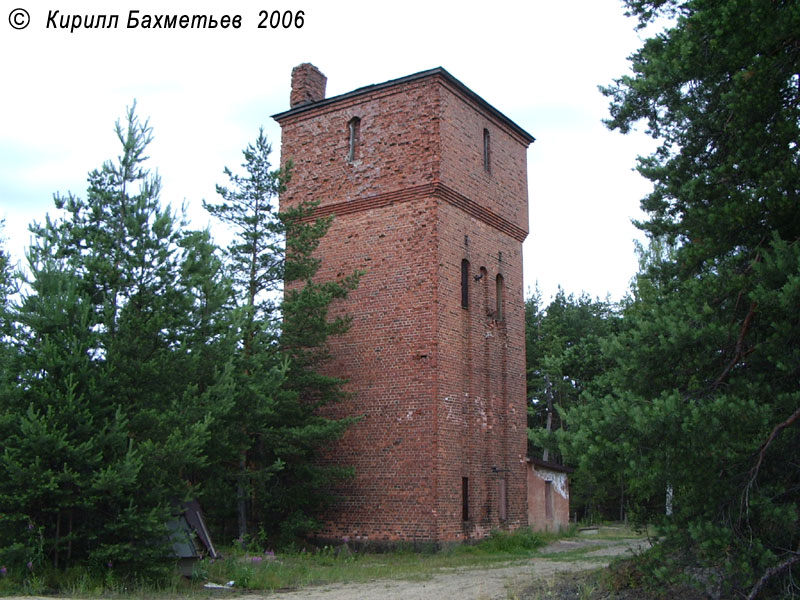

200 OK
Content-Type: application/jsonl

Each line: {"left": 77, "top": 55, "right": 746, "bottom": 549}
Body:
{"left": 238, "top": 538, "right": 650, "bottom": 600}
{"left": 4, "top": 538, "right": 648, "bottom": 600}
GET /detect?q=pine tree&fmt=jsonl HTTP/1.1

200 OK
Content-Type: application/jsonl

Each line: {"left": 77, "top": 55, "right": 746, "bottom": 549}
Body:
{"left": 204, "top": 129, "right": 359, "bottom": 544}
{"left": 525, "top": 290, "right": 620, "bottom": 520}
{"left": 0, "top": 221, "right": 16, "bottom": 388}
{"left": 567, "top": 1, "right": 800, "bottom": 595}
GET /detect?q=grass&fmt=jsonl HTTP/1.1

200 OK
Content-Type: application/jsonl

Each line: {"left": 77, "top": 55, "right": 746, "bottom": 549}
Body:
{"left": 0, "top": 525, "right": 645, "bottom": 597}
{"left": 579, "top": 523, "right": 650, "bottom": 540}
{"left": 194, "top": 527, "right": 563, "bottom": 592}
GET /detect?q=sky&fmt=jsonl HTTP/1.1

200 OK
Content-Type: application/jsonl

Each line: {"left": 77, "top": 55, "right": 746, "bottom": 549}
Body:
{"left": 0, "top": 0, "right": 659, "bottom": 304}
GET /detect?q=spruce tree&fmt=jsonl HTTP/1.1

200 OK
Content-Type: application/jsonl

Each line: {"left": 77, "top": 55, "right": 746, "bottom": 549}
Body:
{"left": 0, "top": 107, "right": 216, "bottom": 577}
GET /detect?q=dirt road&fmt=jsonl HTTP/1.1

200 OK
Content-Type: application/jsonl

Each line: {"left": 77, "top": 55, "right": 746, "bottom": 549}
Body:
{"left": 238, "top": 537, "right": 650, "bottom": 600}
{"left": 4, "top": 536, "right": 648, "bottom": 600}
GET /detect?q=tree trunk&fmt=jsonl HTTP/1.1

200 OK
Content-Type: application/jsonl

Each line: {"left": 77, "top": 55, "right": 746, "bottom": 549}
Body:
{"left": 543, "top": 374, "right": 554, "bottom": 461}
{"left": 237, "top": 452, "right": 248, "bottom": 539}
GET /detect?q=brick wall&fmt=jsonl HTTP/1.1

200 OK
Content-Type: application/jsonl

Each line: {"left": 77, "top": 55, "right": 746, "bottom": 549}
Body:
{"left": 290, "top": 63, "right": 327, "bottom": 108}
{"left": 435, "top": 205, "right": 528, "bottom": 540}
{"left": 527, "top": 460, "right": 572, "bottom": 532}
{"left": 274, "top": 66, "right": 534, "bottom": 543}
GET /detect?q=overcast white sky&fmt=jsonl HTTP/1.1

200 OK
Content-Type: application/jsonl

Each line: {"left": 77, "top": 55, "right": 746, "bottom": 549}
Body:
{"left": 1, "top": 0, "right": 658, "bottom": 304}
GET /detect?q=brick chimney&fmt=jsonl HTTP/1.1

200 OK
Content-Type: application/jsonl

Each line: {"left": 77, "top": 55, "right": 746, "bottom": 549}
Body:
{"left": 290, "top": 63, "right": 327, "bottom": 108}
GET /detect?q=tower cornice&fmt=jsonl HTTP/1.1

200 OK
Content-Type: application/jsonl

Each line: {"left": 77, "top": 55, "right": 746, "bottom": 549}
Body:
{"left": 273, "top": 67, "right": 535, "bottom": 147}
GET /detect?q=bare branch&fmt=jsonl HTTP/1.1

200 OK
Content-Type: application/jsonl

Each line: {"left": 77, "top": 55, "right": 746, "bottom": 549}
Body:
{"left": 746, "top": 552, "right": 800, "bottom": 600}
{"left": 713, "top": 300, "right": 758, "bottom": 389}
{"left": 741, "top": 404, "right": 800, "bottom": 515}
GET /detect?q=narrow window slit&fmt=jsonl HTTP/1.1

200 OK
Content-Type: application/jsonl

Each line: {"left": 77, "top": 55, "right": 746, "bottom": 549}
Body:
{"left": 462, "top": 477, "right": 470, "bottom": 521}
{"left": 347, "top": 117, "right": 361, "bottom": 162}
{"left": 461, "top": 259, "right": 470, "bottom": 309}
{"left": 483, "top": 128, "right": 491, "bottom": 173}
{"left": 498, "top": 479, "right": 507, "bottom": 521}
{"left": 495, "top": 274, "right": 504, "bottom": 321}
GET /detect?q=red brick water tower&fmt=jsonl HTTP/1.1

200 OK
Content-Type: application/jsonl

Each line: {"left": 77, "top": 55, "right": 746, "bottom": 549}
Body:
{"left": 274, "top": 64, "right": 534, "bottom": 543}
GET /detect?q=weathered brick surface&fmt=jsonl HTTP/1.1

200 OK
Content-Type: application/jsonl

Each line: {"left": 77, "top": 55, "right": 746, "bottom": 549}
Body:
{"left": 290, "top": 63, "right": 327, "bottom": 108}
{"left": 274, "top": 66, "right": 534, "bottom": 543}
{"left": 527, "top": 461, "right": 572, "bottom": 532}
{"left": 438, "top": 85, "right": 530, "bottom": 233}
{"left": 434, "top": 204, "right": 529, "bottom": 541}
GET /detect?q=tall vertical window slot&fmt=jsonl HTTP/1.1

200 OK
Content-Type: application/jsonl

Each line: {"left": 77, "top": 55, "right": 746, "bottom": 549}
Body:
{"left": 498, "top": 479, "right": 507, "bottom": 521}
{"left": 495, "top": 274, "right": 504, "bottom": 321}
{"left": 462, "top": 477, "right": 470, "bottom": 521}
{"left": 461, "top": 259, "right": 470, "bottom": 309}
{"left": 483, "top": 128, "right": 491, "bottom": 173}
{"left": 347, "top": 117, "right": 361, "bottom": 162}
